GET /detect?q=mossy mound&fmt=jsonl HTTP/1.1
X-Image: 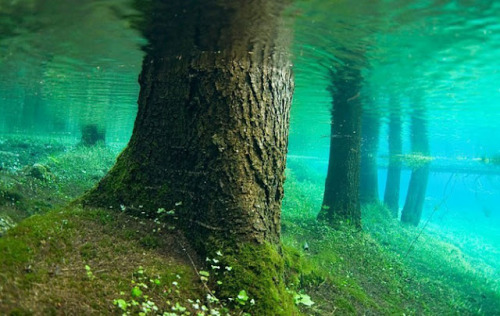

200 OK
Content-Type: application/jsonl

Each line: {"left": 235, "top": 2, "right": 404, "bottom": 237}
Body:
{"left": 0, "top": 207, "right": 206, "bottom": 315}
{"left": 204, "top": 241, "right": 297, "bottom": 315}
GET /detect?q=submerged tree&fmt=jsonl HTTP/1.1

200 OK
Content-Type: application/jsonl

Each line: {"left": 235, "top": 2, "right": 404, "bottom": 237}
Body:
{"left": 80, "top": 124, "right": 106, "bottom": 146}
{"left": 360, "top": 110, "right": 380, "bottom": 204}
{"left": 318, "top": 66, "right": 363, "bottom": 228}
{"left": 401, "top": 103, "right": 430, "bottom": 226}
{"left": 82, "top": 0, "right": 294, "bottom": 313}
{"left": 384, "top": 98, "right": 402, "bottom": 217}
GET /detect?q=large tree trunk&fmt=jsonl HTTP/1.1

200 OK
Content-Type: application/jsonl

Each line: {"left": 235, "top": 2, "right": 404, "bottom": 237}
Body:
{"left": 82, "top": 1, "right": 294, "bottom": 313}
{"left": 360, "top": 111, "right": 380, "bottom": 204}
{"left": 384, "top": 99, "right": 402, "bottom": 218}
{"left": 401, "top": 106, "right": 430, "bottom": 226}
{"left": 318, "top": 67, "right": 362, "bottom": 228}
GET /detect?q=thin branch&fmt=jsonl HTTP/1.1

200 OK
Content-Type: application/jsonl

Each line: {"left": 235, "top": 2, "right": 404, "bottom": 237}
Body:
{"left": 175, "top": 233, "right": 225, "bottom": 311}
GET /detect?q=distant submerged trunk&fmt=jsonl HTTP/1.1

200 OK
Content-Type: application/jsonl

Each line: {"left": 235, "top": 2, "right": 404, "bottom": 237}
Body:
{"left": 384, "top": 99, "right": 402, "bottom": 218}
{"left": 360, "top": 111, "right": 380, "bottom": 204}
{"left": 401, "top": 105, "right": 430, "bottom": 226}
{"left": 82, "top": 1, "right": 295, "bottom": 314}
{"left": 80, "top": 124, "right": 106, "bottom": 146}
{"left": 318, "top": 66, "right": 362, "bottom": 228}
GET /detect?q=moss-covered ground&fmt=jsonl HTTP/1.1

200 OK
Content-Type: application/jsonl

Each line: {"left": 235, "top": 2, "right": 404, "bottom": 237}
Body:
{"left": 1, "top": 136, "right": 499, "bottom": 315}
{"left": 0, "top": 135, "right": 118, "bottom": 227}
{"left": 282, "top": 166, "right": 500, "bottom": 315}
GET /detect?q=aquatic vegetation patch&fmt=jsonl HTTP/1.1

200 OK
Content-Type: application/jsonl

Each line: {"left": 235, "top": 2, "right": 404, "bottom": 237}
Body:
{"left": 363, "top": 203, "right": 500, "bottom": 314}
{"left": 0, "top": 136, "right": 68, "bottom": 172}
{"left": 282, "top": 170, "right": 500, "bottom": 315}
{"left": 480, "top": 155, "right": 500, "bottom": 166}
{"left": 0, "top": 137, "right": 118, "bottom": 230}
{"left": 395, "top": 153, "right": 434, "bottom": 169}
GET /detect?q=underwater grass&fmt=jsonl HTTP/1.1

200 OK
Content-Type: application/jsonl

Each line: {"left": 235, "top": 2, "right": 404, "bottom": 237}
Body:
{"left": 282, "top": 169, "right": 500, "bottom": 315}
{"left": 0, "top": 136, "right": 118, "bottom": 225}
{"left": 1, "top": 138, "right": 499, "bottom": 315}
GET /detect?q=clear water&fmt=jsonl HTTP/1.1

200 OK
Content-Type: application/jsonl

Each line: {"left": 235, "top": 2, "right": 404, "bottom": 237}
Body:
{"left": 1, "top": 0, "right": 499, "bottom": 312}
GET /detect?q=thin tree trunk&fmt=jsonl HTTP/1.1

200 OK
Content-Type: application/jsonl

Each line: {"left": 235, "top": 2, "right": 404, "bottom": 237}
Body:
{"left": 318, "top": 67, "right": 362, "bottom": 228}
{"left": 360, "top": 111, "right": 380, "bottom": 204}
{"left": 401, "top": 106, "right": 430, "bottom": 226}
{"left": 384, "top": 99, "right": 402, "bottom": 218}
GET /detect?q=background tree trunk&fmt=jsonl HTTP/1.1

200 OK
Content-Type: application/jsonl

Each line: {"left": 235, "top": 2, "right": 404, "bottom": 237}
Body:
{"left": 401, "top": 105, "right": 430, "bottom": 226}
{"left": 80, "top": 124, "right": 106, "bottom": 146}
{"left": 318, "top": 67, "right": 362, "bottom": 228}
{"left": 360, "top": 111, "right": 380, "bottom": 204}
{"left": 384, "top": 99, "right": 402, "bottom": 218}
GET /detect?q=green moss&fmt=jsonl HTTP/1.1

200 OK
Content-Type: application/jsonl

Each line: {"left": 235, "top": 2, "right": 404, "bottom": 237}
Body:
{"left": 139, "top": 234, "right": 160, "bottom": 249}
{"left": 0, "top": 238, "right": 32, "bottom": 267}
{"left": 335, "top": 297, "right": 356, "bottom": 313}
{"left": 7, "top": 307, "right": 33, "bottom": 316}
{"left": 206, "top": 240, "right": 297, "bottom": 315}
{"left": 80, "top": 243, "right": 97, "bottom": 260}
{"left": 0, "top": 187, "right": 24, "bottom": 204}
{"left": 0, "top": 207, "right": 207, "bottom": 315}
{"left": 283, "top": 244, "right": 324, "bottom": 289}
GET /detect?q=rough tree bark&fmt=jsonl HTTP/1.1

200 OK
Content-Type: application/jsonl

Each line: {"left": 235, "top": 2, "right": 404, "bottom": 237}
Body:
{"left": 401, "top": 105, "right": 430, "bottom": 226}
{"left": 360, "top": 111, "right": 380, "bottom": 204}
{"left": 318, "top": 67, "right": 362, "bottom": 228}
{"left": 81, "top": 0, "right": 294, "bottom": 313}
{"left": 384, "top": 99, "right": 402, "bottom": 218}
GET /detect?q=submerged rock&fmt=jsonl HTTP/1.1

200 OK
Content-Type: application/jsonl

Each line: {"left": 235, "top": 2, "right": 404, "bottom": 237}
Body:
{"left": 26, "top": 163, "right": 53, "bottom": 181}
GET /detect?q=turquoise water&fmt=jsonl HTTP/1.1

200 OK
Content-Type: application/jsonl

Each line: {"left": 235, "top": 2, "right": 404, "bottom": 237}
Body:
{"left": 1, "top": 0, "right": 499, "bottom": 313}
